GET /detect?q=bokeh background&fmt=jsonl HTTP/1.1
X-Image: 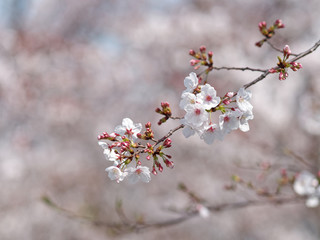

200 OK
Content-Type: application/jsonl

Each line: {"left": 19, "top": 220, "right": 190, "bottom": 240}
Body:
{"left": 1, "top": 0, "right": 320, "bottom": 239}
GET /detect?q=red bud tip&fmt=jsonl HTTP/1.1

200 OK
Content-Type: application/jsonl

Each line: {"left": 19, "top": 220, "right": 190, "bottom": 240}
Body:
{"left": 199, "top": 45, "right": 206, "bottom": 53}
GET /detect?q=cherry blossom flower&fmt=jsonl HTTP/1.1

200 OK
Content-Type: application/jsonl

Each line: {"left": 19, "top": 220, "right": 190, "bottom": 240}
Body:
{"left": 236, "top": 88, "right": 253, "bottom": 112}
{"left": 200, "top": 122, "right": 223, "bottom": 144}
{"left": 293, "top": 171, "right": 318, "bottom": 195}
{"left": 196, "top": 204, "right": 210, "bottom": 219}
{"left": 182, "top": 125, "right": 196, "bottom": 138}
{"left": 179, "top": 92, "right": 200, "bottom": 110}
{"left": 293, "top": 171, "right": 320, "bottom": 208}
{"left": 183, "top": 103, "right": 208, "bottom": 128}
{"left": 114, "top": 118, "right": 142, "bottom": 141}
{"left": 198, "top": 84, "right": 221, "bottom": 109}
{"left": 238, "top": 110, "right": 254, "bottom": 132}
{"left": 98, "top": 141, "right": 119, "bottom": 162}
{"left": 126, "top": 166, "right": 151, "bottom": 184}
{"left": 105, "top": 166, "right": 127, "bottom": 183}
{"left": 183, "top": 72, "right": 199, "bottom": 93}
{"left": 219, "top": 110, "right": 242, "bottom": 135}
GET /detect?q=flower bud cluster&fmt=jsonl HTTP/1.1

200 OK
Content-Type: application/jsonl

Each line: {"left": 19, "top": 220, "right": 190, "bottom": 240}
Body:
{"left": 293, "top": 171, "right": 320, "bottom": 208}
{"left": 255, "top": 19, "right": 285, "bottom": 47}
{"left": 155, "top": 102, "right": 172, "bottom": 125}
{"left": 180, "top": 72, "right": 254, "bottom": 144}
{"left": 98, "top": 118, "right": 174, "bottom": 183}
{"left": 269, "top": 45, "right": 302, "bottom": 80}
{"left": 189, "top": 45, "right": 213, "bottom": 74}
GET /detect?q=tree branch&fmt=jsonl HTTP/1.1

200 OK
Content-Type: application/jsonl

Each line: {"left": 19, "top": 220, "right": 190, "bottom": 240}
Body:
{"left": 243, "top": 39, "right": 320, "bottom": 89}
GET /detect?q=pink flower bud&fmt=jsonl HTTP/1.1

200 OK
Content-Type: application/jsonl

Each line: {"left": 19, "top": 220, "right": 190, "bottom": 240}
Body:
{"left": 152, "top": 166, "right": 157, "bottom": 175}
{"left": 258, "top": 21, "right": 267, "bottom": 31}
{"left": 274, "top": 19, "right": 285, "bottom": 28}
{"left": 145, "top": 122, "right": 151, "bottom": 128}
{"left": 189, "top": 49, "right": 196, "bottom": 56}
{"left": 146, "top": 155, "right": 151, "bottom": 160}
{"left": 199, "top": 45, "right": 206, "bottom": 53}
{"left": 208, "top": 51, "right": 213, "bottom": 57}
{"left": 163, "top": 138, "right": 172, "bottom": 148}
{"left": 268, "top": 68, "right": 277, "bottom": 73}
{"left": 223, "top": 99, "right": 231, "bottom": 105}
{"left": 281, "top": 168, "right": 287, "bottom": 177}
{"left": 226, "top": 92, "right": 234, "bottom": 98}
{"left": 161, "top": 102, "right": 170, "bottom": 108}
{"left": 283, "top": 45, "right": 291, "bottom": 58}
{"left": 190, "top": 59, "right": 199, "bottom": 66}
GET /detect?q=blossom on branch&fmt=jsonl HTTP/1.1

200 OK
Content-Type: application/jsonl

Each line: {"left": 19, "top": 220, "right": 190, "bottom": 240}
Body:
{"left": 293, "top": 171, "right": 320, "bottom": 208}
{"left": 114, "top": 118, "right": 142, "bottom": 142}
{"left": 126, "top": 166, "right": 151, "bottom": 184}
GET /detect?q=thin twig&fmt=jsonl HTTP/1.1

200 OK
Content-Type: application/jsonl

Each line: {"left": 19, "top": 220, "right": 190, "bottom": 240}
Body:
{"left": 266, "top": 40, "right": 299, "bottom": 56}
{"left": 154, "top": 124, "right": 184, "bottom": 146}
{"left": 110, "top": 196, "right": 304, "bottom": 232}
{"left": 243, "top": 39, "right": 320, "bottom": 89}
{"left": 212, "top": 66, "right": 267, "bottom": 72}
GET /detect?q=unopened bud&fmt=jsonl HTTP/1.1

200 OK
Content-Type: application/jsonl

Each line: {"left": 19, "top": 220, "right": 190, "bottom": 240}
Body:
{"left": 258, "top": 21, "right": 266, "bottom": 31}
{"left": 190, "top": 59, "right": 199, "bottom": 66}
{"left": 152, "top": 166, "right": 157, "bottom": 175}
{"left": 189, "top": 49, "right": 196, "bottom": 56}
{"left": 268, "top": 68, "right": 278, "bottom": 73}
{"left": 145, "top": 122, "right": 151, "bottom": 128}
{"left": 283, "top": 45, "right": 291, "bottom": 58}
{"left": 274, "top": 19, "right": 285, "bottom": 28}
{"left": 199, "top": 45, "right": 206, "bottom": 53}
{"left": 161, "top": 102, "right": 170, "bottom": 108}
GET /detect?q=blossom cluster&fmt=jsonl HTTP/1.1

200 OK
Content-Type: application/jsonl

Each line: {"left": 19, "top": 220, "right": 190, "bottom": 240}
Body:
{"left": 255, "top": 19, "right": 285, "bottom": 47}
{"left": 98, "top": 118, "right": 151, "bottom": 183}
{"left": 269, "top": 45, "right": 302, "bottom": 80}
{"left": 180, "top": 72, "right": 254, "bottom": 144}
{"left": 293, "top": 171, "right": 320, "bottom": 208}
{"left": 98, "top": 118, "right": 174, "bottom": 183}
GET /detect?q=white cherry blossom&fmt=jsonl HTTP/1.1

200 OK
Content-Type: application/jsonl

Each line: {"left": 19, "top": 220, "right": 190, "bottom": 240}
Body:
{"left": 293, "top": 171, "right": 318, "bottom": 195}
{"left": 200, "top": 122, "right": 223, "bottom": 144}
{"left": 183, "top": 72, "right": 199, "bottom": 93}
{"left": 219, "top": 110, "right": 242, "bottom": 135}
{"left": 236, "top": 88, "right": 253, "bottom": 112}
{"left": 98, "top": 141, "right": 119, "bottom": 162}
{"left": 239, "top": 110, "right": 254, "bottom": 132}
{"left": 182, "top": 125, "right": 196, "bottom": 138}
{"left": 105, "top": 166, "right": 127, "bottom": 183}
{"left": 179, "top": 92, "right": 200, "bottom": 110}
{"left": 184, "top": 103, "right": 208, "bottom": 128}
{"left": 114, "top": 118, "right": 142, "bottom": 141}
{"left": 293, "top": 170, "right": 320, "bottom": 208}
{"left": 126, "top": 166, "right": 151, "bottom": 184}
{"left": 198, "top": 84, "right": 220, "bottom": 109}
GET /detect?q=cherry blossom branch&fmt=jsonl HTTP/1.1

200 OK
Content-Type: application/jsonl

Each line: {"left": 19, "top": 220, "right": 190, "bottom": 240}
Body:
{"left": 43, "top": 195, "right": 304, "bottom": 234}
{"left": 266, "top": 40, "right": 299, "bottom": 56}
{"left": 154, "top": 124, "right": 184, "bottom": 147}
{"left": 243, "top": 39, "right": 320, "bottom": 89}
{"left": 212, "top": 66, "right": 267, "bottom": 72}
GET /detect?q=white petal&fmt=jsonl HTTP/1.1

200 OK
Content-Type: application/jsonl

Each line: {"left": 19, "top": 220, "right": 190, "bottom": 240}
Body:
{"left": 306, "top": 196, "right": 319, "bottom": 208}
{"left": 98, "top": 141, "right": 108, "bottom": 149}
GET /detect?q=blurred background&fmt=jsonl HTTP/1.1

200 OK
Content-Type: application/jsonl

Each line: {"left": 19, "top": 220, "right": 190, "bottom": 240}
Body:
{"left": 0, "top": 0, "right": 320, "bottom": 239}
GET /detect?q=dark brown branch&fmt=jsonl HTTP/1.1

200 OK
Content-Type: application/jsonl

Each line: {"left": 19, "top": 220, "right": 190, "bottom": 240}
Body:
{"left": 154, "top": 124, "right": 184, "bottom": 147}
{"left": 243, "top": 39, "right": 320, "bottom": 89}
{"left": 213, "top": 66, "right": 267, "bottom": 72}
